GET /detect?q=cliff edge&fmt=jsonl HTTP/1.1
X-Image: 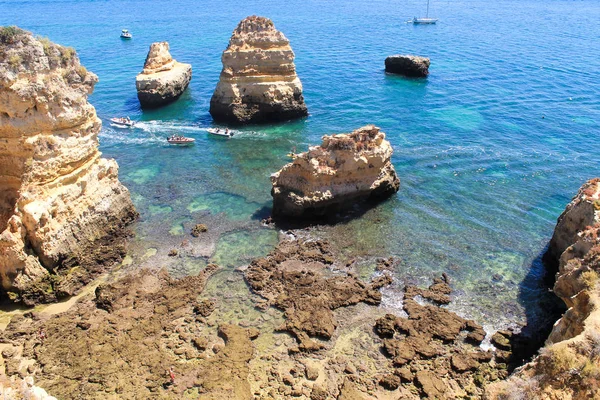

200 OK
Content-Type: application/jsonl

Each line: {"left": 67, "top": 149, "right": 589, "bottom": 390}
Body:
{"left": 0, "top": 27, "right": 137, "bottom": 304}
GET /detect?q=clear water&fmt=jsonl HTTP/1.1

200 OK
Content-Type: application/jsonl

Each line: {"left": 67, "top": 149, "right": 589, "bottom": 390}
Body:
{"left": 3, "top": 0, "right": 600, "bottom": 331}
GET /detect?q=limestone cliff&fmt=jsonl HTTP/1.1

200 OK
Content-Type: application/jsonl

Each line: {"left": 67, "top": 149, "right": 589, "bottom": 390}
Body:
{"left": 486, "top": 179, "right": 600, "bottom": 399}
{"left": 271, "top": 125, "right": 400, "bottom": 218}
{"left": 136, "top": 41, "right": 192, "bottom": 108}
{"left": 0, "top": 27, "right": 136, "bottom": 304}
{"left": 209, "top": 16, "right": 308, "bottom": 124}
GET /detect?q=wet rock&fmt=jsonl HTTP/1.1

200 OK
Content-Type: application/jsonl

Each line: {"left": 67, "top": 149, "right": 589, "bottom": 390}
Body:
{"left": 193, "top": 299, "right": 216, "bottom": 317}
{"left": 245, "top": 238, "right": 391, "bottom": 351}
{"left": 491, "top": 331, "right": 512, "bottom": 350}
{"left": 191, "top": 224, "right": 208, "bottom": 237}
{"left": 385, "top": 54, "right": 430, "bottom": 77}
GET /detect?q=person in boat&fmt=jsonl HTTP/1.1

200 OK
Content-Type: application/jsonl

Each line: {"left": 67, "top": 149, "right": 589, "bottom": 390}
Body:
{"left": 225, "top": 128, "right": 230, "bottom": 136}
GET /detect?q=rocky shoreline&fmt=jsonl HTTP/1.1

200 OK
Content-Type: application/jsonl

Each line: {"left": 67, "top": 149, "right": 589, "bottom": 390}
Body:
{"left": 0, "top": 24, "right": 597, "bottom": 400}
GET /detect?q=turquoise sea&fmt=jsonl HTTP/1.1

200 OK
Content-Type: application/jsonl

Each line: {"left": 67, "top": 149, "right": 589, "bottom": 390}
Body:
{"left": 2, "top": 0, "right": 600, "bottom": 332}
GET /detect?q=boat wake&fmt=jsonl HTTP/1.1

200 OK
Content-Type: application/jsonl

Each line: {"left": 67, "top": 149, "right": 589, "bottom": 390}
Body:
{"left": 100, "top": 119, "right": 266, "bottom": 145}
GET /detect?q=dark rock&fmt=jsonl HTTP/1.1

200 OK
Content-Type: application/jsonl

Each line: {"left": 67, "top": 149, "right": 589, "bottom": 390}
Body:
{"left": 385, "top": 54, "right": 430, "bottom": 78}
{"left": 191, "top": 224, "right": 208, "bottom": 237}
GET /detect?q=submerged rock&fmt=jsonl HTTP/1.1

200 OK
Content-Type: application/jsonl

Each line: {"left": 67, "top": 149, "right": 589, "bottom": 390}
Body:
{"left": 385, "top": 54, "right": 430, "bottom": 77}
{"left": 245, "top": 238, "right": 391, "bottom": 351}
{"left": 0, "top": 28, "right": 137, "bottom": 304}
{"left": 209, "top": 16, "right": 308, "bottom": 124}
{"left": 271, "top": 125, "right": 400, "bottom": 218}
{"left": 136, "top": 41, "right": 192, "bottom": 108}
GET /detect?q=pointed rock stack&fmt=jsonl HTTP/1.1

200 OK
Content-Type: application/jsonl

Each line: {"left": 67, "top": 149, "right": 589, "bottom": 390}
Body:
{"left": 271, "top": 125, "right": 400, "bottom": 218}
{"left": 0, "top": 28, "right": 137, "bottom": 304}
{"left": 210, "top": 16, "right": 308, "bottom": 124}
{"left": 136, "top": 41, "right": 192, "bottom": 108}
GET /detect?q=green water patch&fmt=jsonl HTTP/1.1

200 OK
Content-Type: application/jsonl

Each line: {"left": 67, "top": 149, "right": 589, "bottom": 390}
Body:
{"left": 429, "top": 106, "right": 484, "bottom": 131}
{"left": 148, "top": 204, "right": 172, "bottom": 216}
{"left": 209, "top": 229, "right": 278, "bottom": 268}
{"left": 168, "top": 220, "right": 186, "bottom": 236}
{"left": 187, "top": 192, "right": 264, "bottom": 221}
{"left": 126, "top": 165, "right": 159, "bottom": 185}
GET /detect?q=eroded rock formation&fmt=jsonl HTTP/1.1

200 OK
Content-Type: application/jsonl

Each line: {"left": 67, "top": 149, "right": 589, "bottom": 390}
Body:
{"left": 209, "top": 16, "right": 308, "bottom": 124}
{"left": 374, "top": 276, "right": 511, "bottom": 399}
{"left": 486, "top": 179, "right": 600, "bottom": 399}
{"left": 245, "top": 238, "right": 391, "bottom": 352}
{"left": 136, "top": 41, "right": 192, "bottom": 108}
{"left": 0, "top": 28, "right": 136, "bottom": 304}
{"left": 271, "top": 125, "right": 400, "bottom": 218}
{"left": 385, "top": 55, "right": 430, "bottom": 78}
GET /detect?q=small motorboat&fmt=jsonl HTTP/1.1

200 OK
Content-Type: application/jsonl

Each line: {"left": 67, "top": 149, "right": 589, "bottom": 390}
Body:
{"left": 120, "top": 29, "right": 132, "bottom": 39}
{"left": 167, "top": 135, "right": 195, "bottom": 145}
{"left": 110, "top": 117, "right": 135, "bottom": 128}
{"left": 207, "top": 128, "right": 233, "bottom": 138}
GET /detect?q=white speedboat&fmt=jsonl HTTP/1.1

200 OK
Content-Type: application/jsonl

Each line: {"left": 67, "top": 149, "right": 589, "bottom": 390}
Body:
{"left": 207, "top": 128, "right": 233, "bottom": 138}
{"left": 120, "top": 29, "right": 132, "bottom": 39}
{"left": 110, "top": 117, "right": 135, "bottom": 128}
{"left": 167, "top": 135, "right": 195, "bottom": 145}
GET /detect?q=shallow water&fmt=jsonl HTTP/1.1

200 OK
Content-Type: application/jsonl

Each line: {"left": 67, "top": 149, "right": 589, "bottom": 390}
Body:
{"left": 2, "top": 0, "right": 600, "bottom": 331}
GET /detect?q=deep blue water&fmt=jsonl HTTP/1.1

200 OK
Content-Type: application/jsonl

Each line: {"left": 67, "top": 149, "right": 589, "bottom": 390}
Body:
{"left": 2, "top": 0, "right": 600, "bottom": 331}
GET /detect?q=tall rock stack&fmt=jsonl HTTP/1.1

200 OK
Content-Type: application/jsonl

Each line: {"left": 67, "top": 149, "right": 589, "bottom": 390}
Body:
{"left": 210, "top": 16, "right": 308, "bottom": 124}
{"left": 271, "top": 125, "right": 400, "bottom": 218}
{"left": 136, "top": 41, "right": 192, "bottom": 108}
{"left": 0, "top": 28, "right": 137, "bottom": 304}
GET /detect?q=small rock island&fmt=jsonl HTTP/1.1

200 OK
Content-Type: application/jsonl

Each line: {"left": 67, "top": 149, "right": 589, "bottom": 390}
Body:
{"left": 209, "top": 16, "right": 308, "bottom": 124}
{"left": 0, "top": 28, "right": 136, "bottom": 304}
{"left": 385, "top": 54, "right": 430, "bottom": 78}
{"left": 136, "top": 41, "right": 192, "bottom": 108}
{"left": 271, "top": 125, "right": 400, "bottom": 218}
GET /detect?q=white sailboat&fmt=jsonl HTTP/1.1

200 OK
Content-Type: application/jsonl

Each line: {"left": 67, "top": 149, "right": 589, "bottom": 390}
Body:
{"left": 410, "top": 0, "right": 438, "bottom": 24}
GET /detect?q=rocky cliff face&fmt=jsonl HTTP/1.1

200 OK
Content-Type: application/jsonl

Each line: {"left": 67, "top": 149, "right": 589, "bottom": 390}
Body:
{"left": 271, "top": 125, "right": 400, "bottom": 218}
{"left": 0, "top": 27, "right": 137, "bottom": 304}
{"left": 209, "top": 16, "right": 308, "bottom": 124}
{"left": 486, "top": 179, "right": 600, "bottom": 399}
{"left": 136, "top": 41, "right": 192, "bottom": 108}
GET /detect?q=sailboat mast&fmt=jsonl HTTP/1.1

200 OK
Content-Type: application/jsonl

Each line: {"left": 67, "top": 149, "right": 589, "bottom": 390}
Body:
{"left": 426, "top": 0, "right": 430, "bottom": 17}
